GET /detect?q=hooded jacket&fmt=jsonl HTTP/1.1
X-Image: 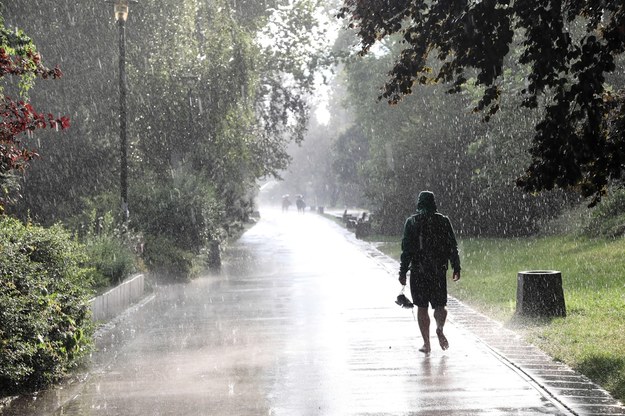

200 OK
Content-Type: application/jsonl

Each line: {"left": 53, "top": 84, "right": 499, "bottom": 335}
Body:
{"left": 399, "top": 191, "right": 461, "bottom": 278}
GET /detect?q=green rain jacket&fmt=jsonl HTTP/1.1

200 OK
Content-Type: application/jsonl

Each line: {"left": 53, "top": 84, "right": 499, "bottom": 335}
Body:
{"left": 399, "top": 192, "right": 461, "bottom": 278}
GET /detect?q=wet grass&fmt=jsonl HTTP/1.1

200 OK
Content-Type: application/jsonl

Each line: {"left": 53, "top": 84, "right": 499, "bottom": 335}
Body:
{"left": 372, "top": 235, "right": 625, "bottom": 402}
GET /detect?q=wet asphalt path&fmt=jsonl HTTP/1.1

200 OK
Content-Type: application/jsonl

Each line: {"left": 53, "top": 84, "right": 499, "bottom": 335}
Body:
{"left": 2, "top": 208, "right": 572, "bottom": 415}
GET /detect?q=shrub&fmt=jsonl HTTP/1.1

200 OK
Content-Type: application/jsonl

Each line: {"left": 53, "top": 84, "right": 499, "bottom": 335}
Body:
{"left": 79, "top": 210, "right": 137, "bottom": 290}
{"left": 0, "top": 217, "right": 94, "bottom": 394}
{"left": 131, "top": 172, "right": 223, "bottom": 280}
{"left": 142, "top": 234, "right": 199, "bottom": 281}
{"left": 583, "top": 188, "right": 625, "bottom": 237}
{"left": 84, "top": 234, "right": 136, "bottom": 290}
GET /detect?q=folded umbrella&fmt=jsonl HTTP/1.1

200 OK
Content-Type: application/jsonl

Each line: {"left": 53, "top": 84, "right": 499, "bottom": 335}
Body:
{"left": 395, "top": 293, "right": 414, "bottom": 309}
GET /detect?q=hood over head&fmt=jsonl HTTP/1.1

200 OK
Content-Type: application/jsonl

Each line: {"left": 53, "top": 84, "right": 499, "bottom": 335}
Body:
{"left": 416, "top": 191, "right": 437, "bottom": 214}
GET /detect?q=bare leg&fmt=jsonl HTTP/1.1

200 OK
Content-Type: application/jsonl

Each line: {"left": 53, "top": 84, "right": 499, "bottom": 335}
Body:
{"left": 433, "top": 306, "right": 449, "bottom": 350}
{"left": 417, "top": 307, "right": 431, "bottom": 353}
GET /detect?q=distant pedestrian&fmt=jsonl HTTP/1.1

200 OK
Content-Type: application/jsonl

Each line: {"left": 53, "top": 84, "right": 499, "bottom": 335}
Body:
{"left": 282, "top": 195, "right": 291, "bottom": 212}
{"left": 399, "top": 191, "right": 461, "bottom": 353}
{"left": 296, "top": 195, "right": 306, "bottom": 213}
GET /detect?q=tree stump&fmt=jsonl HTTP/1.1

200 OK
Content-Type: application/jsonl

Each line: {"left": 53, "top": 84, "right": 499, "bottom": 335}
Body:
{"left": 516, "top": 270, "right": 566, "bottom": 318}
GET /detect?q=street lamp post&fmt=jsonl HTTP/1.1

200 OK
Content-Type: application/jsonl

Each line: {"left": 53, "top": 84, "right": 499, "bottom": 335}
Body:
{"left": 113, "top": 0, "right": 134, "bottom": 223}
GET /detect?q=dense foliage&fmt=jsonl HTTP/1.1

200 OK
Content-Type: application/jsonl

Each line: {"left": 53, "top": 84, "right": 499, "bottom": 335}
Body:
{"left": 0, "top": 217, "right": 93, "bottom": 394}
{"left": 278, "top": 26, "right": 571, "bottom": 237}
{"left": 338, "top": 0, "right": 625, "bottom": 206}
{"left": 131, "top": 173, "right": 222, "bottom": 279}
{"left": 582, "top": 187, "right": 625, "bottom": 237}
{"left": 78, "top": 210, "right": 138, "bottom": 290}
{"left": 0, "top": 17, "right": 69, "bottom": 209}
{"left": 1, "top": 0, "right": 331, "bottom": 278}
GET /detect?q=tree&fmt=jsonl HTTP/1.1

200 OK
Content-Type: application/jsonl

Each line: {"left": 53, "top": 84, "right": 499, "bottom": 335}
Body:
{"left": 3, "top": 0, "right": 333, "bottom": 277}
{"left": 0, "top": 18, "right": 68, "bottom": 210}
{"left": 331, "top": 125, "right": 369, "bottom": 207}
{"left": 1, "top": 3, "right": 116, "bottom": 223}
{"left": 338, "top": 1, "right": 625, "bottom": 205}
{"left": 2, "top": 0, "right": 330, "bottom": 219}
{"left": 298, "top": 26, "right": 570, "bottom": 236}
{"left": 331, "top": 32, "right": 482, "bottom": 234}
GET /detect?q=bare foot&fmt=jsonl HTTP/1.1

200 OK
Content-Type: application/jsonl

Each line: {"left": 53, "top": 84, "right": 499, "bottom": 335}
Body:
{"left": 419, "top": 344, "right": 431, "bottom": 354}
{"left": 436, "top": 328, "right": 449, "bottom": 350}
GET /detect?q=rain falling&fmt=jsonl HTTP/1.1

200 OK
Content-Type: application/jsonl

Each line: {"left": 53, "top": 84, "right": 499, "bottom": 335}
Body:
{"left": 2, "top": 1, "right": 625, "bottom": 415}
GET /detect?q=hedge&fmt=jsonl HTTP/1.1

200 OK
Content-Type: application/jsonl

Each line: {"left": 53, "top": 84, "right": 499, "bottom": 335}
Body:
{"left": 0, "top": 217, "right": 94, "bottom": 394}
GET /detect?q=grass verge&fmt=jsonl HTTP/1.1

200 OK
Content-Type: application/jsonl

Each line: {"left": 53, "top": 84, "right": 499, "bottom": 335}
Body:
{"left": 372, "top": 234, "right": 625, "bottom": 402}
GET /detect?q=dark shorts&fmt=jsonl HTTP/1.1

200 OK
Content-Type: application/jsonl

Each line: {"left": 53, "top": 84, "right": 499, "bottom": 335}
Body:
{"left": 409, "top": 270, "right": 447, "bottom": 309}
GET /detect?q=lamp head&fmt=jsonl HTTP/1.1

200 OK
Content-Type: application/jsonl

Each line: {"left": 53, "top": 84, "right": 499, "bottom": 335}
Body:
{"left": 114, "top": 0, "right": 129, "bottom": 21}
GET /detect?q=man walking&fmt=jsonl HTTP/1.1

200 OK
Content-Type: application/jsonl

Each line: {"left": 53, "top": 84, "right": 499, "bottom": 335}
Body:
{"left": 399, "top": 191, "right": 461, "bottom": 353}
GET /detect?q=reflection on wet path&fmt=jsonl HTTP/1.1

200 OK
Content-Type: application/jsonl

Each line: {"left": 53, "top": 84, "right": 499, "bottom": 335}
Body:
{"left": 2, "top": 208, "right": 568, "bottom": 415}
